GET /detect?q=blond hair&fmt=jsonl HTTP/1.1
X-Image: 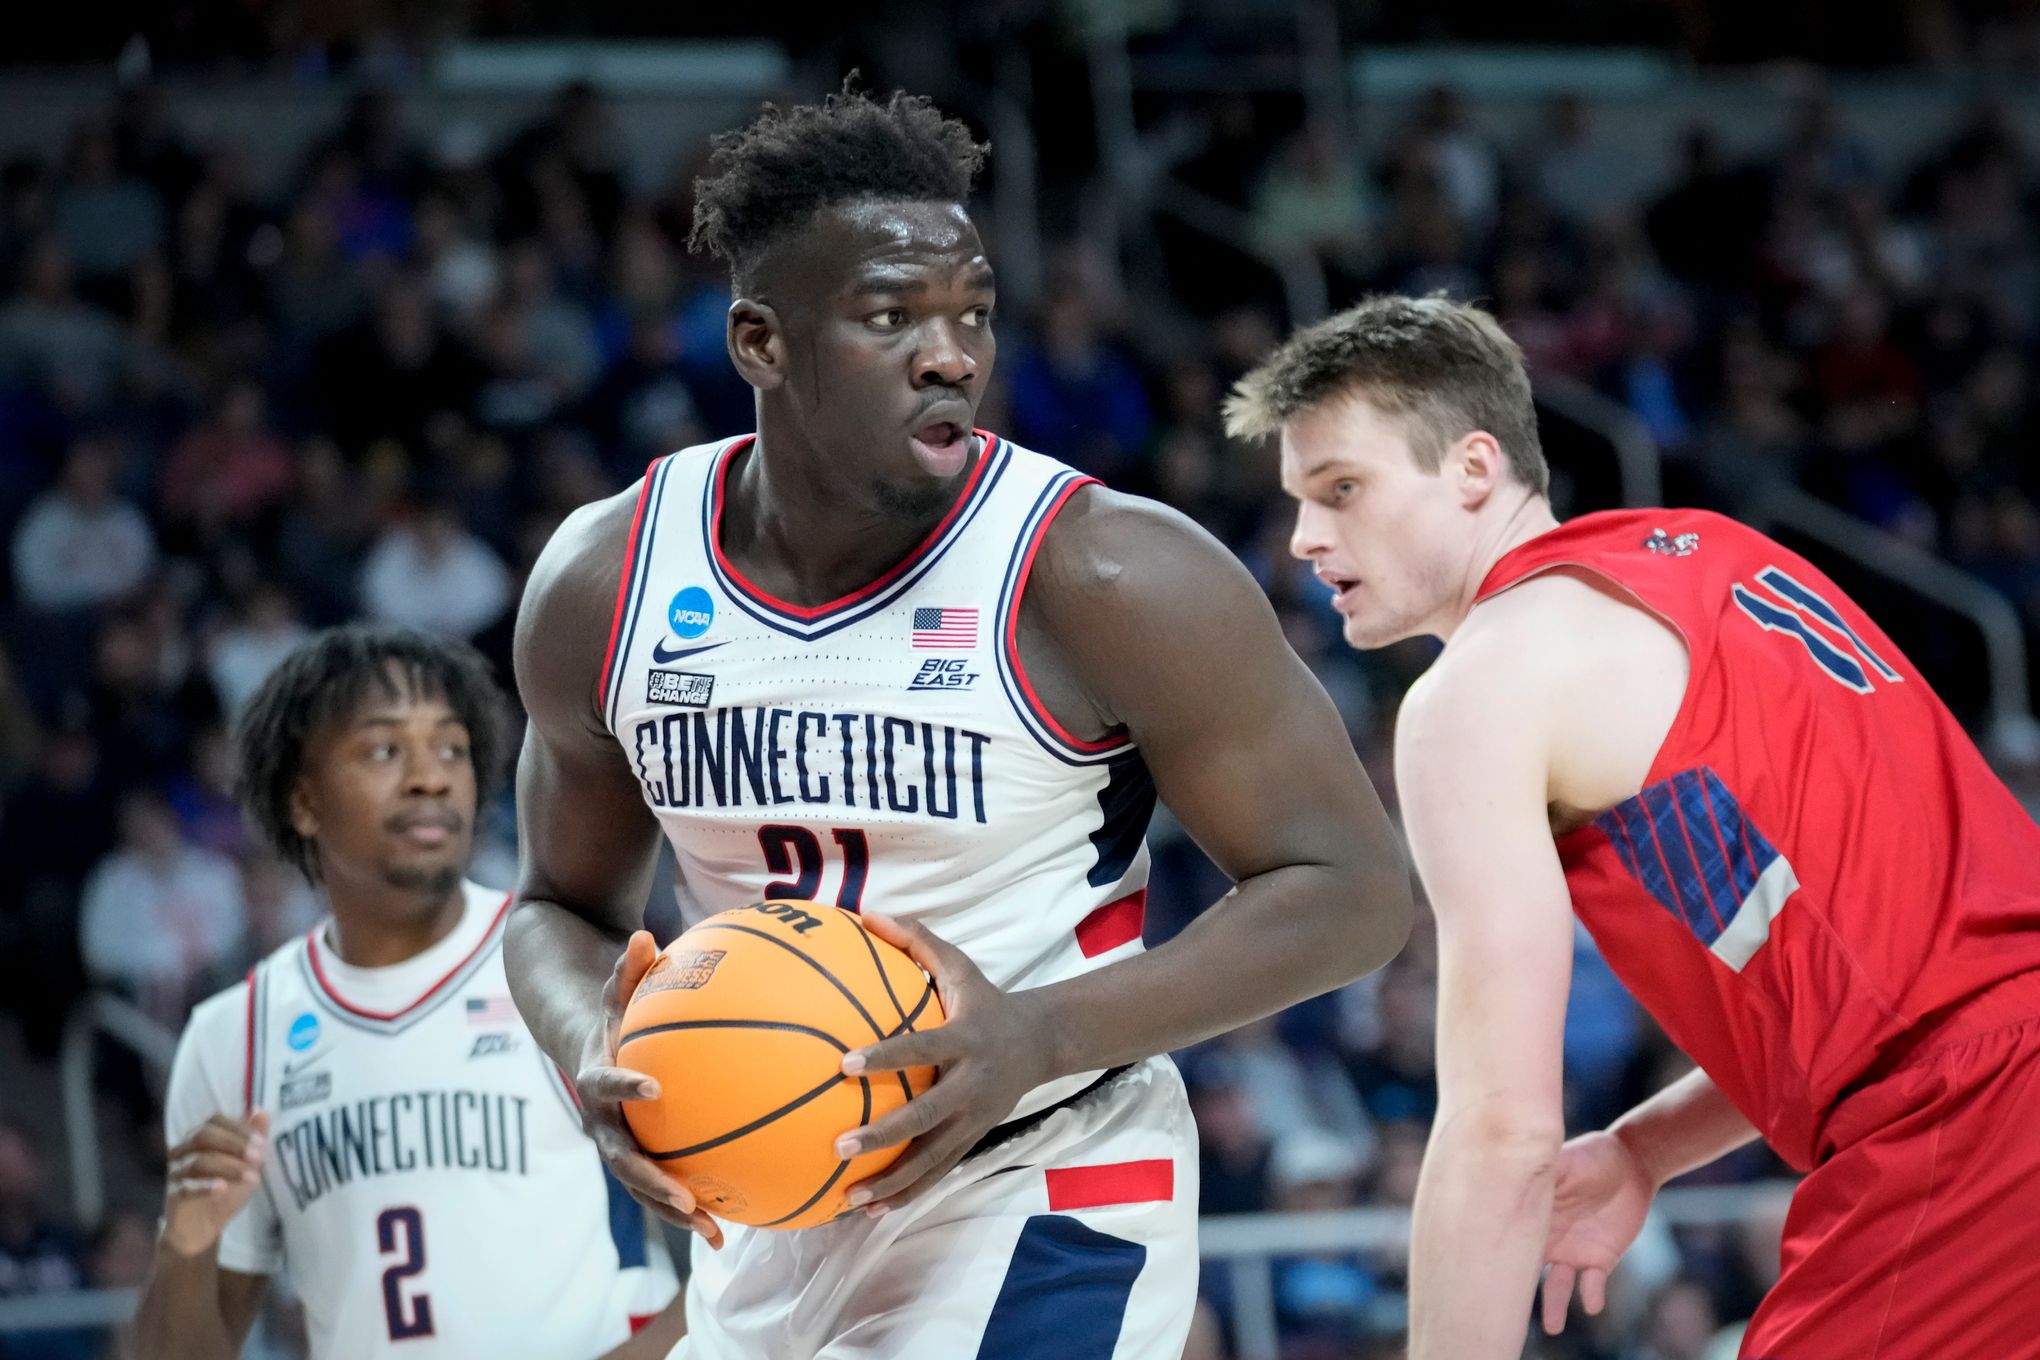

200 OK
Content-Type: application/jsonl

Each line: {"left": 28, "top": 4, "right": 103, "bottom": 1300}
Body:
{"left": 1223, "top": 294, "right": 1549, "bottom": 496}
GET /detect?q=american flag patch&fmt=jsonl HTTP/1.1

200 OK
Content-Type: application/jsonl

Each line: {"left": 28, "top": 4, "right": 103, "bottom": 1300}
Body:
{"left": 466, "top": 995, "right": 518, "bottom": 1027}
{"left": 911, "top": 607, "right": 978, "bottom": 649}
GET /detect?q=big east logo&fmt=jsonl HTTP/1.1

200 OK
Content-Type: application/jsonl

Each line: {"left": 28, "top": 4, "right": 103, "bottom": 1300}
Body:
{"left": 908, "top": 657, "right": 978, "bottom": 691}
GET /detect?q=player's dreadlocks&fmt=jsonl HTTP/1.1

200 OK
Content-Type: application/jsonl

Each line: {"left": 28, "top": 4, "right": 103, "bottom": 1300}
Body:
{"left": 688, "top": 84, "right": 987, "bottom": 288}
{"left": 234, "top": 625, "right": 509, "bottom": 882}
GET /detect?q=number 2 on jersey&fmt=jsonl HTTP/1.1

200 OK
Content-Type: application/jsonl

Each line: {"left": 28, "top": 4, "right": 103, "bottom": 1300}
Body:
{"left": 377, "top": 1206, "right": 434, "bottom": 1340}
{"left": 758, "top": 826, "right": 869, "bottom": 911}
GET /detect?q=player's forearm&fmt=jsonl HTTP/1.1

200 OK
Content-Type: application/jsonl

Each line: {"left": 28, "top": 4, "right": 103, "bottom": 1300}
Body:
{"left": 1025, "top": 858, "right": 1411, "bottom": 1078}
{"left": 131, "top": 1244, "right": 239, "bottom": 1360}
{"left": 504, "top": 896, "right": 632, "bottom": 1073}
{"left": 1408, "top": 1102, "right": 1561, "bottom": 1360}
{"left": 1609, "top": 1065, "right": 1761, "bottom": 1186}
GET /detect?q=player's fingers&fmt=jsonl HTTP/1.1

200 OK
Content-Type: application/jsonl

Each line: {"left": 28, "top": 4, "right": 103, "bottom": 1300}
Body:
{"left": 842, "top": 1027, "right": 955, "bottom": 1078}
{"left": 846, "top": 1124, "right": 971, "bottom": 1211}
{"left": 169, "top": 1151, "right": 261, "bottom": 1184}
{"left": 834, "top": 1082, "right": 956, "bottom": 1158}
{"left": 167, "top": 1177, "right": 228, "bottom": 1198}
{"left": 578, "top": 1064, "right": 660, "bottom": 1106}
{"left": 861, "top": 913, "right": 974, "bottom": 990}
{"left": 592, "top": 1127, "right": 700, "bottom": 1216}
{"left": 1580, "top": 1267, "right": 1608, "bottom": 1317}
{"left": 1540, "top": 1264, "right": 1576, "bottom": 1334}
{"left": 185, "top": 1113, "right": 267, "bottom": 1156}
{"left": 616, "top": 930, "right": 659, "bottom": 998}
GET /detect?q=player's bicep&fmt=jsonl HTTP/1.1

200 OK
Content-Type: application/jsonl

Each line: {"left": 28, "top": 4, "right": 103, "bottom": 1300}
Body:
{"left": 511, "top": 501, "right": 666, "bottom": 928}
{"left": 1396, "top": 663, "right": 1573, "bottom": 1124}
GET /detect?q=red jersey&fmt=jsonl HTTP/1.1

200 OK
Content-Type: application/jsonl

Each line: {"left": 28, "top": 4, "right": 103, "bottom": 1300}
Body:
{"left": 1474, "top": 508, "right": 2040, "bottom": 1170}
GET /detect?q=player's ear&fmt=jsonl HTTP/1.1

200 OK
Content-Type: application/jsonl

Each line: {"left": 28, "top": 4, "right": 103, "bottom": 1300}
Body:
{"left": 1454, "top": 430, "right": 1505, "bottom": 508}
{"left": 726, "top": 297, "right": 786, "bottom": 392}
{"left": 289, "top": 780, "right": 319, "bottom": 841}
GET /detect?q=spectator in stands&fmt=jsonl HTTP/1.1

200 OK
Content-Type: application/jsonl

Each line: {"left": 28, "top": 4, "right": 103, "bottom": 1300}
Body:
{"left": 1266, "top": 1129, "right": 1382, "bottom": 1353}
{"left": 357, "top": 491, "right": 511, "bottom": 639}
{"left": 1626, "top": 1277, "right": 1728, "bottom": 1360}
{"left": 0, "top": 1120, "right": 92, "bottom": 1360}
{"left": 156, "top": 377, "right": 294, "bottom": 558}
{"left": 52, "top": 120, "right": 164, "bottom": 295}
{"left": 0, "top": 238, "right": 139, "bottom": 417}
{"left": 79, "top": 787, "right": 245, "bottom": 1028}
{"left": 1342, "top": 957, "right": 1438, "bottom": 1125}
{"left": 1188, "top": 1051, "right": 1273, "bottom": 1215}
{"left": 205, "top": 583, "right": 311, "bottom": 717}
{"left": 1005, "top": 269, "right": 1152, "bottom": 483}
{"left": 10, "top": 435, "right": 156, "bottom": 616}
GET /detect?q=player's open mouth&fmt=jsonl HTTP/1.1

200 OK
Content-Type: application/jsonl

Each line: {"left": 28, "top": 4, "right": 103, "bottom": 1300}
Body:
{"left": 389, "top": 810, "right": 463, "bottom": 847}
{"left": 909, "top": 420, "right": 970, "bottom": 477}
{"left": 1319, "top": 571, "right": 1362, "bottom": 610}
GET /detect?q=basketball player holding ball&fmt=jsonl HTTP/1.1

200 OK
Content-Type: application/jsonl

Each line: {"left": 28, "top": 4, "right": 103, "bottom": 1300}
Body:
{"left": 506, "top": 88, "right": 1414, "bottom": 1359}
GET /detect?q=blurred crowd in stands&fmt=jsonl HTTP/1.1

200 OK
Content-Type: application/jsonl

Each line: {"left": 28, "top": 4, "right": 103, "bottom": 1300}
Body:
{"left": 4, "top": 22, "right": 2040, "bottom": 1357}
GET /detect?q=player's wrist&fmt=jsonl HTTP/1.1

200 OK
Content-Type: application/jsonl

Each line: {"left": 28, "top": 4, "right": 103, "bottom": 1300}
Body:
{"left": 1608, "top": 1120, "right": 1675, "bottom": 1190}
{"left": 157, "top": 1214, "right": 223, "bottom": 1262}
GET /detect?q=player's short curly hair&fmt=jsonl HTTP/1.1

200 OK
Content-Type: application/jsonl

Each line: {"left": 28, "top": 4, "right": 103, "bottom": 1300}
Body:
{"left": 688, "top": 84, "right": 987, "bottom": 287}
{"left": 233, "top": 625, "right": 509, "bottom": 882}
{"left": 1224, "top": 293, "right": 1550, "bottom": 496}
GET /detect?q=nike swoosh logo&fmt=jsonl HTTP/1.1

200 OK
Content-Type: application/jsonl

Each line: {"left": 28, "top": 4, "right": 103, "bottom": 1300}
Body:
{"left": 651, "top": 640, "right": 728, "bottom": 664}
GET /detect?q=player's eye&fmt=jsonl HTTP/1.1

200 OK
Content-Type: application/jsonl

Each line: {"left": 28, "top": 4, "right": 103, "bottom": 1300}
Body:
{"left": 963, "top": 305, "right": 993, "bottom": 328}
{"left": 439, "top": 743, "right": 468, "bottom": 763}
{"left": 368, "top": 743, "right": 398, "bottom": 762}
{"left": 869, "top": 307, "right": 908, "bottom": 330}
{"left": 1331, "top": 480, "right": 1358, "bottom": 502}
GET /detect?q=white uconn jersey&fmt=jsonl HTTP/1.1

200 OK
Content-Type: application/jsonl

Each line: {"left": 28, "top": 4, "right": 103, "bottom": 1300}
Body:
{"left": 165, "top": 882, "right": 675, "bottom": 1359}
{"left": 600, "top": 433, "right": 1156, "bottom": 1120}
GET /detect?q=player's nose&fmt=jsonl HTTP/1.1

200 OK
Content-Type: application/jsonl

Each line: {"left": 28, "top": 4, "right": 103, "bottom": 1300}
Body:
{"left": 1289, "top": 503, "right": 1334, "bottom": 561}
{"left": 911, "top": 320, "right": 976, "bottom": 389}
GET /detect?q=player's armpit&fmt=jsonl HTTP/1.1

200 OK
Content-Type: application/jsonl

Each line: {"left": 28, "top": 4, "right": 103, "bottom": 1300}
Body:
{"left": 1009, "top": 489, "right": 1413, "bottom": 1075}
{"left": 1394, "top": 641, "right": 1574, "bottom": 1360}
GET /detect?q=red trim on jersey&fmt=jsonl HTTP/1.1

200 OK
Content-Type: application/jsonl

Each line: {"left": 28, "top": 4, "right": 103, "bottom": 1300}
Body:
{"left": 305, "top": 894, "right": 512, "bottom": 1022}
{"left": 1004, "top": 477, "right": 1126, "bottom": 753}
{"left": 594, "top": 461, "right": 663, "bottom": 710}
{"left": 1044, "top": 1158, "right": 1174, "bottom": 1211}
{"left": 1074, "top": 890, "right": 1147, "bottom": 957}
{"left": 708, "top": 431, "right": 1000, "bottom": 621}
{"left": 628, "top": 1314, "right": 655, "bottom": 1335}
{"left": 241, "top": 967, "right": 257, "bottom": 1111}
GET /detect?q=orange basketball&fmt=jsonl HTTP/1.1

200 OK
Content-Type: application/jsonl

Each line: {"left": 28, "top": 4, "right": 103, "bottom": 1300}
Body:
{"left": 617, "top": 901, "right": 944, "bottom": 1230}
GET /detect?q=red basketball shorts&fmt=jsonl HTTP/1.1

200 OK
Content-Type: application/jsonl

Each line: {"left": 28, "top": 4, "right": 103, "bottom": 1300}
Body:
{"left": 1742, "top": 978, "right": 2040, "bottom": 1359}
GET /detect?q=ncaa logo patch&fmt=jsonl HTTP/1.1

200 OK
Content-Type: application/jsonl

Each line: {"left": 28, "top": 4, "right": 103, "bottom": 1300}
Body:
{"left": 287, "top": 1012, "right": 320, "bottom": 1051}
{"left": 668, "top": 587, "right": 715, "bottom": 640}
{"left": 646, "top": 670, "right": 715, "bottom": 707}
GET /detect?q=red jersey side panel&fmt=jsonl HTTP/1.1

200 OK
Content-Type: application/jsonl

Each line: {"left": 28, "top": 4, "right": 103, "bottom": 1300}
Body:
{"left": 1473, "top": 509, "right": 2040, "bottom": 1169}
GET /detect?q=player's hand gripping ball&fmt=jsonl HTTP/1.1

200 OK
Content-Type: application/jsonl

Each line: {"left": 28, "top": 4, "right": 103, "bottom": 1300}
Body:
{"left": 618, "top": 901, "right": 945, "bottom": 1229}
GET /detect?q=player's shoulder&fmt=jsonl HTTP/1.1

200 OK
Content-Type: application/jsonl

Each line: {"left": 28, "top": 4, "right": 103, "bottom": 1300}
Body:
{"left": 182, "top": 929, "right": 313, "bottom": 1040}
{"left": 1030, "top": 479, "right": 1248, "bottom": 613}
{"left": 516, "top": 439, "right": 730, "bottom": 718}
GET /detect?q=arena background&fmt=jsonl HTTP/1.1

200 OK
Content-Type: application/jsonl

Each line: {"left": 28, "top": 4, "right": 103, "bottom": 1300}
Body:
{"left": 3, "top": 2, "right": 2040, "bottom": 1356}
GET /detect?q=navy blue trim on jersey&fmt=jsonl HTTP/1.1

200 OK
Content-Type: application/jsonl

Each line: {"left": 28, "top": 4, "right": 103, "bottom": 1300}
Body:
{"left": 1596, "top": 766, "right": 1781, "bottom": 950}
{"left": 992, "top": 473, "right": 1134, "bottom": 766}
{"left": 700, "top": 436, "right": 1013, "bottom": 641}
{"left": 605, "top": 452, "right": 680, "bottom": 730}
{"left": 1087, "top": 753, "right": 1156, "bottom": 888}
{"left": 603, "top": 1170, "right": 649, "bottom": 1269}
{"left": 973, "top": 1214, "right": 1146, "bottom": 1359}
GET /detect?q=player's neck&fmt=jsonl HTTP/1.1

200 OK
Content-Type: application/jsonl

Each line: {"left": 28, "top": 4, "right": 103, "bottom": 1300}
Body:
{"left": 321, "top": 880, "right": 468, "bottom": 969}
{"left": 731, "top": 418, "right": 973, "bottom": 605}
{"left": 1438, "top": 491, "right": 1560, "bottom": 640}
